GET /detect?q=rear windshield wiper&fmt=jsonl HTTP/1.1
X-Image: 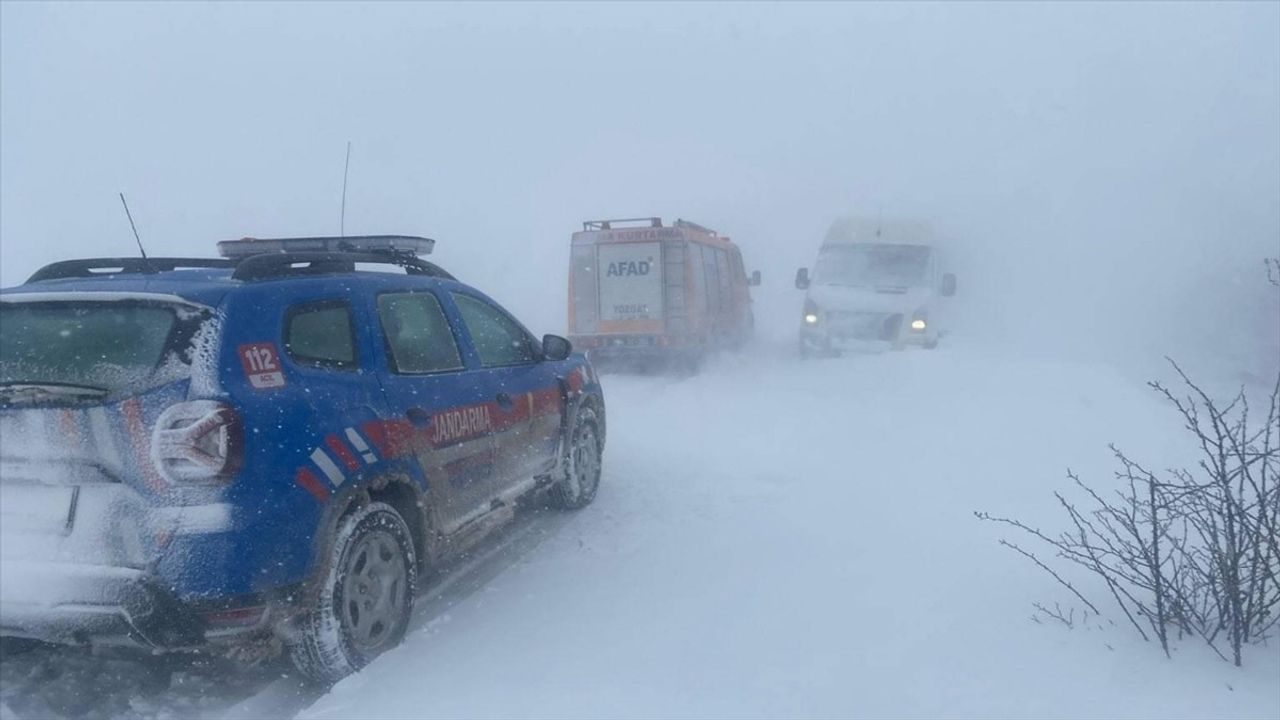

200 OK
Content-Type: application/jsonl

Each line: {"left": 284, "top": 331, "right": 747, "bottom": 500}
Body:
{"left": 0, "top": 381, "right": 109, "bottom": 406}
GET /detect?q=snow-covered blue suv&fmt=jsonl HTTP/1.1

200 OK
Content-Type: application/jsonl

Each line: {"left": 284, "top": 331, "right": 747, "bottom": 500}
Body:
{"left": 0, "top": 236, "right": 605, "bottom": 681}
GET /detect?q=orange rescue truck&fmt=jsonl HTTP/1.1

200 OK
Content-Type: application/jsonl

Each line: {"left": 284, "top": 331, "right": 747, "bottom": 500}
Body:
{"left": 568, "top": 217, "right": 760, "bottom": 369}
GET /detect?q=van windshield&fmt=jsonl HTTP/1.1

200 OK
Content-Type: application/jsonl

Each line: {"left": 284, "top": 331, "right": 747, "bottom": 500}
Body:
{"left": 0, "top": 301, "right": 200, "bottom": 401}
{"left": 812, "top": 244, "right": 932, "bottom": 288}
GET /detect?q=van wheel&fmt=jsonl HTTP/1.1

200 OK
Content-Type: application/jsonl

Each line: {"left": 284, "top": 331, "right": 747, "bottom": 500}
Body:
{"left": 550, "top": 406, "right": 602, "bottom": 510}
{"left": 288, "top": 501, "right": 416, "bottom": 683}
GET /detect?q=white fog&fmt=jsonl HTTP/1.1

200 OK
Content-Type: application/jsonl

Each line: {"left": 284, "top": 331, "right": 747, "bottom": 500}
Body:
{"left": 1, "top": 3, "right": 1277, "bottom": 719}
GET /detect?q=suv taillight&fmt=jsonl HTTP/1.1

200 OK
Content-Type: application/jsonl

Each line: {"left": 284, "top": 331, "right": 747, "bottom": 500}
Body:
{"left": 152, "top": 401, "right": 242, "bottom": 483}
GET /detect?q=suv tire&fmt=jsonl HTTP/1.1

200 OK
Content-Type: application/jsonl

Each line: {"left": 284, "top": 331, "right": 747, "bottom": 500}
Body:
{"left": 289, "top": 501, "right": 416, "bottom": 683}
{"left": 549, "top": 406, "right": 602, "bottom": 510}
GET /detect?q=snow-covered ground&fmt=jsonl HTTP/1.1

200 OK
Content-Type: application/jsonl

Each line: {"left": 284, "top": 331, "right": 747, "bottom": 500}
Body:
{"left": 2, "top": 336, "right": 1276, "bottom": 719}
{"left": 298, "top": 339, "right": 1279, "bottom": 720}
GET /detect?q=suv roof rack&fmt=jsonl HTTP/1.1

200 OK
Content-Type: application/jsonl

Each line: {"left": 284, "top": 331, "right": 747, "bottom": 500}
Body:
{"left": 231, "top": 251, "right": 455, "bottom": 282}
{"left": 23, "top": 238, "right": 455, "bottom": 285}
{"left": 26, "top": 258, "right": 235, "bottom": 284}
{"left": 583, "top": 218, "right": 663, "bottom": 231}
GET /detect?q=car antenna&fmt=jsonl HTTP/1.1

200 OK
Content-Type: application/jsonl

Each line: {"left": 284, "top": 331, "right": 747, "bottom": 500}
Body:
{"left": 118, "top": 192, "right": 152, "bottom": 267}
{"left": 876, "top": 206, "right": 883, "bottom": 239}
{"left": 340, "top": 141, "right": 351, "bottom": 237}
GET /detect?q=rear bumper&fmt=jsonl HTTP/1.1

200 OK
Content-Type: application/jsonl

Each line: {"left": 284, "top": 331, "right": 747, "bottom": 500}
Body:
{"left": 0, "top": 560, "right": 206, "bottom": 648}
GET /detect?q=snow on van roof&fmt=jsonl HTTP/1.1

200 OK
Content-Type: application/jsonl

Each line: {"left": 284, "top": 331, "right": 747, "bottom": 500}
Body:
{"left": 823, "top": 216, "right": 936, "bottom": 246}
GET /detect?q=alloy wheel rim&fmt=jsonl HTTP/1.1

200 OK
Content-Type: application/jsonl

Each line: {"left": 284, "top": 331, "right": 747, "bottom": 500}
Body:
{"left": 340, "top": 529, "right": 408, "bottom": 654}
{"left": 571, "top": 425, "right": 600, "bottom": 500}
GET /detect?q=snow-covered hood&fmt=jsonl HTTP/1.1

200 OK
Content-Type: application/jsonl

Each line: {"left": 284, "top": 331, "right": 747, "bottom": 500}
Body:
{"left": 807, "top": 284, "right": 935, "bottom": 315}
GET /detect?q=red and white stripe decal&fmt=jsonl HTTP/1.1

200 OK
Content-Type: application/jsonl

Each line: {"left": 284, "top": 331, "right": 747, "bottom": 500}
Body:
{"left": 292, "top": 393, "right": 568, "bottom": 504}
{"left": 324, "top": 435, "right": 360, "bottom": 471}
{"left": 294, "top": 467, "right": 331, "bottom": 502}
{"left": 344, "top": 428, "right": 378, "bottom": 464}
{"left": 309, "top": 448, "right": 345, "bottom": 486}
{"left": 294, "top": 427, "right": 386, "bottom": 502}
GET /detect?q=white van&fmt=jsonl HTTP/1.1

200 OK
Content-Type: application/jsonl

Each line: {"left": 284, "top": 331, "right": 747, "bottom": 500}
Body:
{"left": 794, "top": 217, "right": 956, "bottom": 356}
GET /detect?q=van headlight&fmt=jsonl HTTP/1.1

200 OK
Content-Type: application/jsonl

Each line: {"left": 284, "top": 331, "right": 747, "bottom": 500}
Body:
{"left": 803, "top": 299, "right": 819, "bottom": 325}
{"left": 910, "top": 317, "right": 927, "bottom": 332}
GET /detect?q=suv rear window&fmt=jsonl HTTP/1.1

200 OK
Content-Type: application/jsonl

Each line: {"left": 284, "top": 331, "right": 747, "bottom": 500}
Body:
{"left": 0, "top": 301, "right": 202, "bottom": 401}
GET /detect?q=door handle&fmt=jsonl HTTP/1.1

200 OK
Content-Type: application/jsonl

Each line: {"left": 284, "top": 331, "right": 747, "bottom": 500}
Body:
{"left": 495, "top": 392, "right": 514, "bottom": 410}
{"left": 406, "top": 407, "right": 433, "bottom": 427}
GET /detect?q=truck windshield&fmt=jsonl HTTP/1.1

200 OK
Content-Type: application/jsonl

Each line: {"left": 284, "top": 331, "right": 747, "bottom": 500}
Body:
{"left": 812, "top": 244, "right": 932, "bottom": 288}
{"left": 0, "top": 302, "right": 197, "bottom": 399}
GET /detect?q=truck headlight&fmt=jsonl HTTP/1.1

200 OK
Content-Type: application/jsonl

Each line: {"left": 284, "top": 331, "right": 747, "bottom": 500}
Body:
{"left": 804, "top": 313, "right": 819, "bottom": 325}
{"left": 910, "top": 318, "right": 927, "bottom": 331}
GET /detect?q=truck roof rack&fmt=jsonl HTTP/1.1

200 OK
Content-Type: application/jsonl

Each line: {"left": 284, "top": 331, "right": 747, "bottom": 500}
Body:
{"left": 26, "top": 258, "right": 235, "bottom": 284}
{"left": 582, "top": 218, "right": 663, "bottom": 231}
{"left": 673, "top": 219, "right": 717, "bottom": 236}
{"left": 231, "top": 251, "right": 455, "bottom": 282}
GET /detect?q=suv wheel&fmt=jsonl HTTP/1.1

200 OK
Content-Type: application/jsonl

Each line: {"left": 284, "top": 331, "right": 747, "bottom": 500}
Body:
{"left": 549, "top": 406, "right": 602, "bottom": 510}
{"left": 288, "top": 501, "right": 416, "bottom": 683}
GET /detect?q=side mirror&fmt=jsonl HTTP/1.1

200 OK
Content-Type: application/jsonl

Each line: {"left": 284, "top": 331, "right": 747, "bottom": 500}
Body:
{"left": 794, "top": 267, "right": 810, "bottom": 290}
{"left": 749, "top": 270, "right": 762, "bottom": 287}
{"left": 542, "top": 334, "right": 572, "bottom": 361}
{"left": 941, "top": 273, "right": 957, "bottom": 297}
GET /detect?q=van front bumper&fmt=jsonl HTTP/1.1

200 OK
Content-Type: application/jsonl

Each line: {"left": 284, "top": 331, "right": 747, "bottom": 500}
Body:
{"left": 800, "top": 316, "right": 936, "bottom": 354}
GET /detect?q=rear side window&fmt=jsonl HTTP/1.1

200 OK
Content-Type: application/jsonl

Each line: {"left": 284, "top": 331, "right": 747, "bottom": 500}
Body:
{"left": 451, "top": 293, "right": 538, "bottom": 367}
{"left": 377, "top": 293, "right": 464, "bottom": 374}
{"left": 285, "top": 302, "right": 357, "bottom": 370}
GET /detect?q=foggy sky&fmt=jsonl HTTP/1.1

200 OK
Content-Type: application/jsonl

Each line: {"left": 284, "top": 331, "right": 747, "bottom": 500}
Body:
{"left": 2, "top": 2, "right": 1277, "bottom": 378}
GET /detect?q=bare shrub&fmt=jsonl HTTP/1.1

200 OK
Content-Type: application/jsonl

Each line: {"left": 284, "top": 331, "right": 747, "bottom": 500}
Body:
{"left": 978, "top": 361, "right": 1280, "bottom": 666}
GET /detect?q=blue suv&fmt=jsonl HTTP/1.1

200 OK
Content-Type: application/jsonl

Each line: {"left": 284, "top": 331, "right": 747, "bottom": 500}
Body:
{"left": 0, "top": 236, "right": 606, "bottom": 681}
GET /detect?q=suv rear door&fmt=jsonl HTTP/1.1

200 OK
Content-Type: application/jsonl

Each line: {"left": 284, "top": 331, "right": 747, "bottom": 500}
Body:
{"left": 371, "top": 287, "right": 498, "bottom": 535}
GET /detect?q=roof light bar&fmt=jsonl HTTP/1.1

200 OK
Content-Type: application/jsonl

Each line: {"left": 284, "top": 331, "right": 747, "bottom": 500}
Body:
{"left": 217, "top": 235, "right": 435, "bottom": 259}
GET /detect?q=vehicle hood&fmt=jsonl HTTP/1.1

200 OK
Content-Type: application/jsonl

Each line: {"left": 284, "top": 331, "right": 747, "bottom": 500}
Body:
{"left": 807, "top": 284, "right": 935, "bottom": 314}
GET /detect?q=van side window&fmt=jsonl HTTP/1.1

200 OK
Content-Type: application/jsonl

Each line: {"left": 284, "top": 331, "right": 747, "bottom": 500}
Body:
{"left": 285, "top": 301, "right": 357, "bottom": 370}
{"left": 451, "top": 293, "right": 538, "bottom": 367}
{"left": 377, "top": 292, "right": 464, "bottom": 374}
